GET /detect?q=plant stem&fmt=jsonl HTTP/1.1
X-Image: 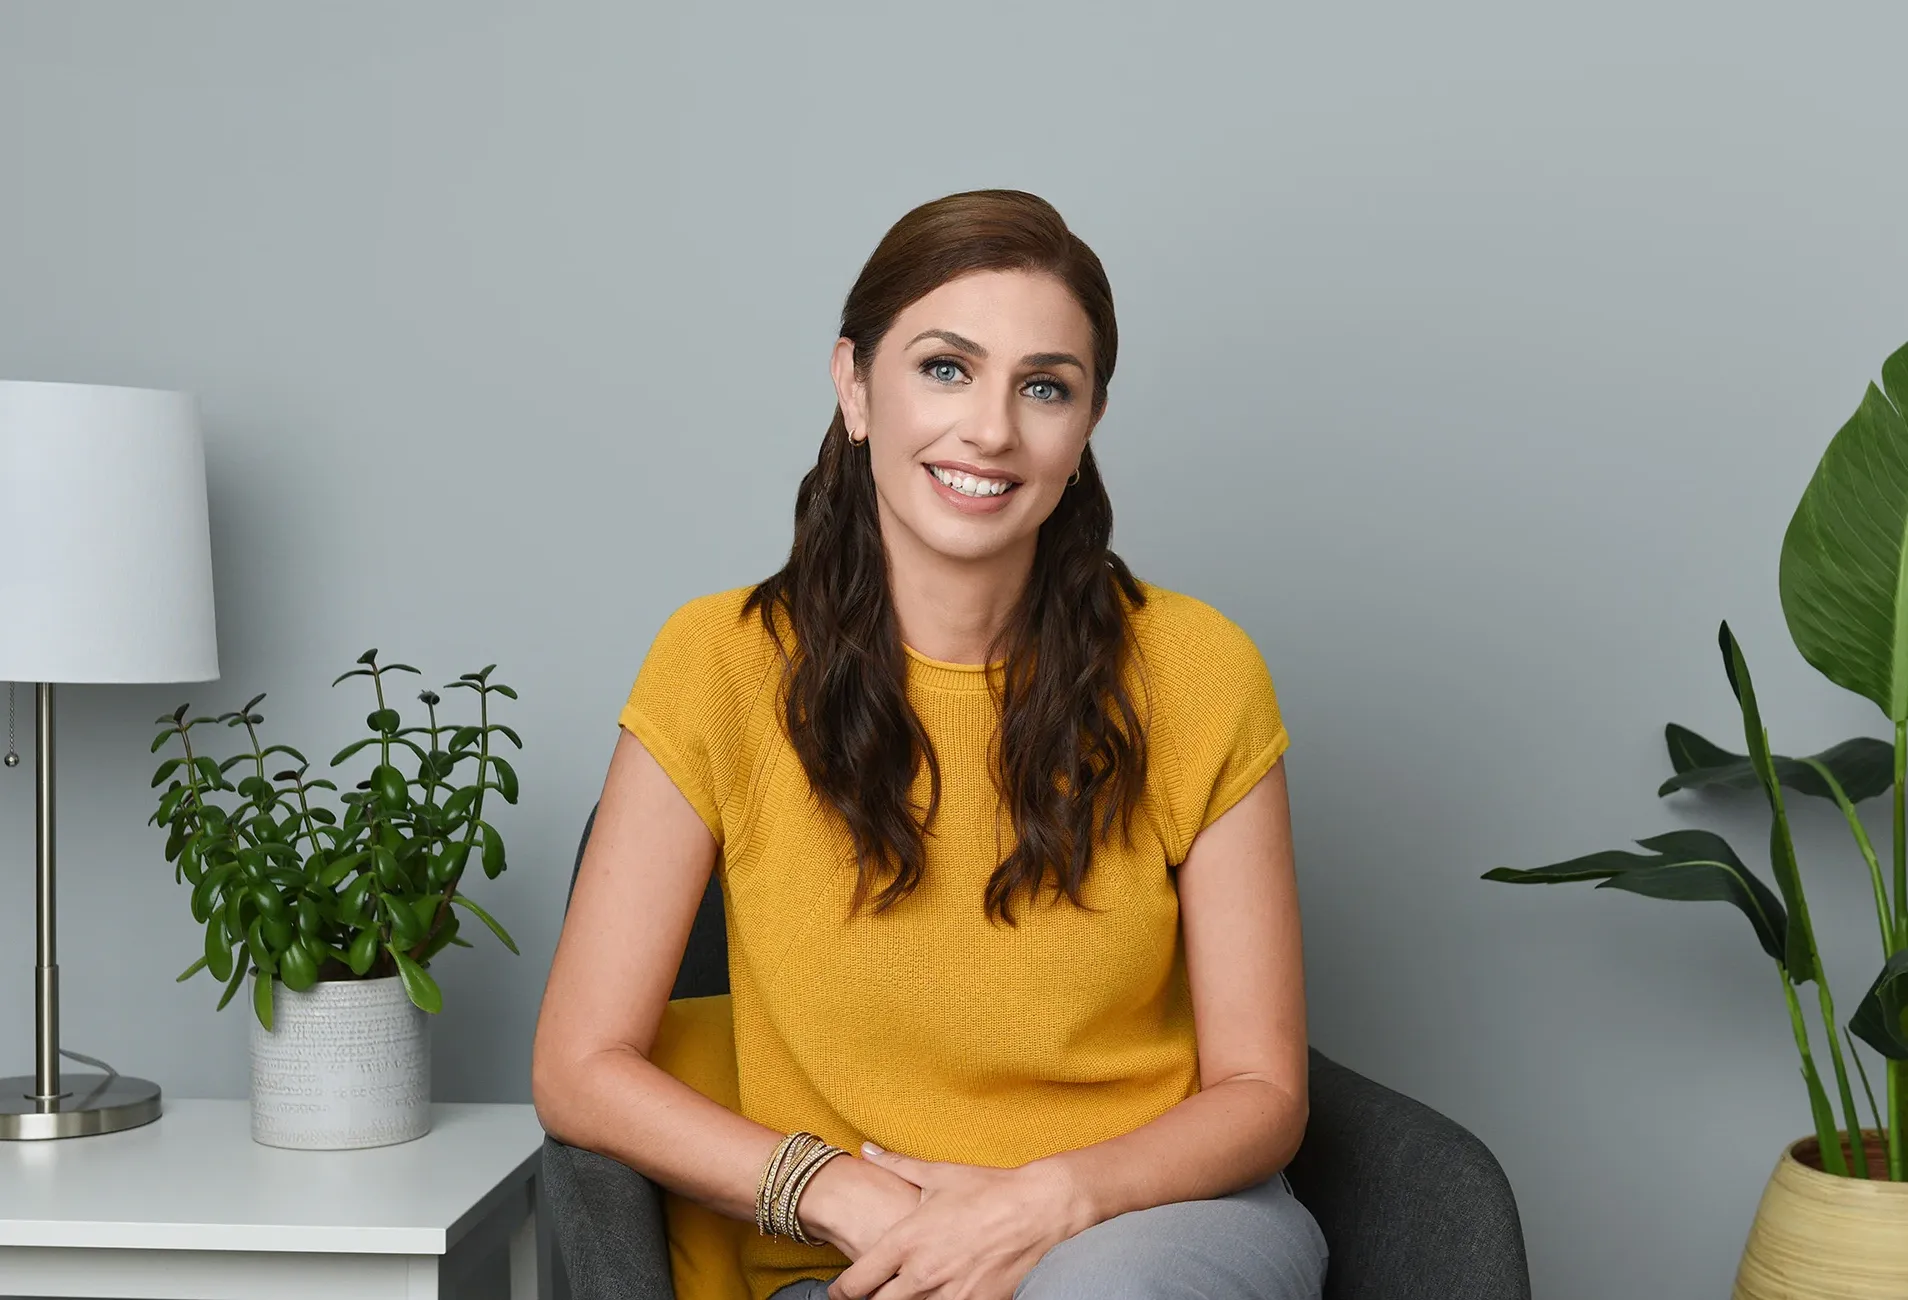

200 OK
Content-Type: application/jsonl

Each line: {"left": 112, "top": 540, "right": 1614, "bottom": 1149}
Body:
{"left": 373, "top": 661, "right": 391, "bottom": 772}
{"left": 1894, "top": 722, "right": 1907, "bottom": 1181}
{"left": 1892, "top": 1061, "right": 1906, "bottom": 1181}
{"left": 1896, "top": 721, "right": 1905, "bottom": 942}
{"left": 1782, "top": 968, "right": 1847, "bottom": 1175}
{"left": 1759, "top": 770, "right": 1863, "bottom": 1173}
{"left": 1801, "top": 757, "right": 1894, "bottom": 952}
{"left": 1814, "top": 977, "right": 1869, "bottom": 1177}
{"left": 410, "top": 682, "right": 491, "bottom": 963}
{"left": 1845, "top": 1028, "right": 1884, "bottom": 1148}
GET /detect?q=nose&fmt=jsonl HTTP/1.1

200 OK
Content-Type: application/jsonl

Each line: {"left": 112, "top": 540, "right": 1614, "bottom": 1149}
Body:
{"left": 960, "top": 379, "right": 1019, "bottom": 455}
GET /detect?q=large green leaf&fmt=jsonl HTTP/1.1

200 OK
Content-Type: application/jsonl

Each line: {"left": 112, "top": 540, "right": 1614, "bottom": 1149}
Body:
{"left": 1718, "top": 624, "right": 1819, "bottom": 982}
{"left": 1849, "top": 949, "right": 1908, "bottom": 1061}
{"left": 1483, "top": 828, "right": 1789, "bottom": 964}
{"left": 1659, "top": 724, "right": 1894, "bottom": 803}
{"left": 1778, "top": 342, "right": 1908, "bottom": 723}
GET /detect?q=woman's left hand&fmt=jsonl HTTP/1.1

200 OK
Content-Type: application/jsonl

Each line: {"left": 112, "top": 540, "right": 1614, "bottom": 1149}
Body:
{"left": 824, "top": 1143, "right": 1091, "bottom": 1300}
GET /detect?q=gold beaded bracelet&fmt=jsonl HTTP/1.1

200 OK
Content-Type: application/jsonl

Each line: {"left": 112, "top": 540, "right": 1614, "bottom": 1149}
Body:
{"left": 776, "top": 1141, "right": 846, "bottom": 1244}
{"left": 756, "top": 1132, "right": 814, "bottom": 1237}
{"left": 755, "top": 1131, "right": 846, "bottom": 1245}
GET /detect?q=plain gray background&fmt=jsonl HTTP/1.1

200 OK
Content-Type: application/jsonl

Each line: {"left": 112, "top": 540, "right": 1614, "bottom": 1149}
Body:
{"left": 4, "top": 2, "right": 1907, "bottom": 1297}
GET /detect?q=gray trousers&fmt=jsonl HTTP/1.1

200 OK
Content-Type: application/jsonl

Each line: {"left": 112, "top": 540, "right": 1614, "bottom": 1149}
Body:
{"left": 769, "top": 1168, "right": 1327, "bottom": 1300}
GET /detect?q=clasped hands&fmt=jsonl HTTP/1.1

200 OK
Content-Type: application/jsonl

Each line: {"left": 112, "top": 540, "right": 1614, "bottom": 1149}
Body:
{"left": 815, "top": 1142, "right": 1092, "bottom": 1300}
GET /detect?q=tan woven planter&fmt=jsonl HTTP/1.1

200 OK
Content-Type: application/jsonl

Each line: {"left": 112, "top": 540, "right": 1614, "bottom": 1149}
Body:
{"left": 1733, "top": 1131, "right": 1908, "bottom": 1298}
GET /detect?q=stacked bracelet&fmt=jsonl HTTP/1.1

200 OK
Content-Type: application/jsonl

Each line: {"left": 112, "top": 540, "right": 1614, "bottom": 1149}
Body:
{"left": 755, "top": 1131, "right": 848, "bottom": 1245}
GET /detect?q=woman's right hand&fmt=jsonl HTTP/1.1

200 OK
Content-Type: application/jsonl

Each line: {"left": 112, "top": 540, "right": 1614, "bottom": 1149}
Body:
{"left": 798, "top": 1154, "right": 924, "bottom": 1259}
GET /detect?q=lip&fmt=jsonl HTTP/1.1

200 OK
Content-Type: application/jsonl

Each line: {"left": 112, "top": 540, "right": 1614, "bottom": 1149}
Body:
{"left": 923, "top": 463, "right": 1018, "bottom": 514}
{"left": 926, "top": 460, "right": 1023, "bottom": 484}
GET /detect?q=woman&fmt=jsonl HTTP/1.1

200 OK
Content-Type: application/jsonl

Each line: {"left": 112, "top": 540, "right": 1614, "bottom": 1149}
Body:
{"left": 533, "top": 189, "right": 1327, "bottom": 1300}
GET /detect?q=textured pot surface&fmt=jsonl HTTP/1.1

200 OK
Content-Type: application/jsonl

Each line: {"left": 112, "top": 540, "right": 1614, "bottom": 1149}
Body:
{"left": 248, "top": 971, "right": 432, "bottom": 1150}
{"left": 1733, "top": 1131, "right": 1908, "bottom": 1300}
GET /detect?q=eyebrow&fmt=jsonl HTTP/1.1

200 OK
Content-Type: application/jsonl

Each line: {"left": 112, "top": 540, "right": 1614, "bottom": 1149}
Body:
{"left": 905, "top": 329, "right": 1087, "bottom": 375}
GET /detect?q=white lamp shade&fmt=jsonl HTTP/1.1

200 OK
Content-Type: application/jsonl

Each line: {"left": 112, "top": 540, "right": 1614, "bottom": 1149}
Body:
{"left": 0, "top": 381, "right": 219, "bottom": 684}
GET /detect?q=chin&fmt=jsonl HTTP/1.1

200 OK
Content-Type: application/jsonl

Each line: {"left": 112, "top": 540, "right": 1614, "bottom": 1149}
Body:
{"left": 917, "top": 527, "right": 1028, "bottom": 565}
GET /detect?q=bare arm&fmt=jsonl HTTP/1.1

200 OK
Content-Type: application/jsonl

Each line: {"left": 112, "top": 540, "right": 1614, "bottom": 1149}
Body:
{"left": 531, "top": 728, "right": 917, "bottom": 1241}
{"left": 530, "top": 728, "right": 794, "bottom": 1221}
{"left": 1027, "top": 755, "right": 1309, "bottom": 1226}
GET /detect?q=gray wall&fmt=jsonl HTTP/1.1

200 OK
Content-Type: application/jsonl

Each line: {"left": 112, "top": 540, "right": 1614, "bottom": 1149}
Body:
{"left": 3, "top": 2, "right": 1906, "bottom": 1296}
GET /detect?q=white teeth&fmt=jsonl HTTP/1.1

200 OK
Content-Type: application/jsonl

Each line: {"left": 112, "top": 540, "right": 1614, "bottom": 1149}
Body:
{"left": 931, "top": 466, "right": 1012, "bottom": 497}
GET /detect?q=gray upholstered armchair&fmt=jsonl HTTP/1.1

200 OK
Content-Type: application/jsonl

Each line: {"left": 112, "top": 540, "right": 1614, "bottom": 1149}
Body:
{"left": 541, "top": 807, "right": 1532, "bottom": 1300}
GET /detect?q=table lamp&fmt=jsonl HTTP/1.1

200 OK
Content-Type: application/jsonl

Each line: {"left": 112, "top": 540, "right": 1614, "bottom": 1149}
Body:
{"left": 0, "top": 380, "right": 219, "bottom": 1141}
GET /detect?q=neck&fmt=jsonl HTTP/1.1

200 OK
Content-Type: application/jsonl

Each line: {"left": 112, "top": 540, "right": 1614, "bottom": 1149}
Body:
{"left": 883, "top": 525, "right": 1034, "bottom": 667}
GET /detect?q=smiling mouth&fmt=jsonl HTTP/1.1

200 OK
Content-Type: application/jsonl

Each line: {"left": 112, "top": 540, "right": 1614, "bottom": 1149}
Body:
{"left": 926, "top": 464, "right": 1019, "bottom": 498}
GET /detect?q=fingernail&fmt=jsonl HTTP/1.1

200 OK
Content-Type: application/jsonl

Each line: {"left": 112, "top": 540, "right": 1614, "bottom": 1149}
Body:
{"left": 862, "top": 1141, "right": 883, "bottom": 1156}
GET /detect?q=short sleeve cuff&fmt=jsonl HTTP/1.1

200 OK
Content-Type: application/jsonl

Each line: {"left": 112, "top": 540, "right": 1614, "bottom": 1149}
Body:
{"left": 619, "top": 705, "right": 724, "bottom": 845}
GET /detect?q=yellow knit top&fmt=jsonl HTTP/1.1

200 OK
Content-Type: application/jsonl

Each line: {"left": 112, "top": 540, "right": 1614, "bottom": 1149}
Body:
{"left": 619, "top": 580, "right": 1289, "bottom": 1300}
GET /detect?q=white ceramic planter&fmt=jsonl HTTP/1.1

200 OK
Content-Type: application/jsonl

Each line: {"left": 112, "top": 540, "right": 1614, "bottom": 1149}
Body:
{"left": 247, "top": 971, "right": 432, "bottom": 1149}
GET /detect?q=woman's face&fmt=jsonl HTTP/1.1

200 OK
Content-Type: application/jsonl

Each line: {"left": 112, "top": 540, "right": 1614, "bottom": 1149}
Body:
{"left": 832, "top": 268, "right": 1103, "bottom": 569}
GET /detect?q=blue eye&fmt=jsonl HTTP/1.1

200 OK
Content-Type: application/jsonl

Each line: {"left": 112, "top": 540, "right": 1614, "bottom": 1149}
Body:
{"left": 1026, "top": 378, "right": 1070, "bottom": 403}
{"left": 924, "top": 358, "right": 966, "bottom": 384}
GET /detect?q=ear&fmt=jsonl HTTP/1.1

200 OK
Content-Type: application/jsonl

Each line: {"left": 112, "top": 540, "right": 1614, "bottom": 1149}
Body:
{"left": 830, "top": 337, "right": 867, "bottom": 437}
{"left": 1086, "top": 394, "right": 1109, "bottom": 438}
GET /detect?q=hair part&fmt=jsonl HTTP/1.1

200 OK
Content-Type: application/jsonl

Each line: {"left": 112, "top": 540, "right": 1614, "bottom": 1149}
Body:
{"left": 745, "top": 188, "right": 1148, "bottom": 925}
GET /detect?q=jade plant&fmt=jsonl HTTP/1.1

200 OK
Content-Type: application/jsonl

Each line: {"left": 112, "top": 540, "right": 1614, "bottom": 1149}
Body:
{"left": 1485, "top": 342, "right": 1908, "bottom": 1182}
{"left": 151, "top": 651, "right": 522, "bottom": 1030}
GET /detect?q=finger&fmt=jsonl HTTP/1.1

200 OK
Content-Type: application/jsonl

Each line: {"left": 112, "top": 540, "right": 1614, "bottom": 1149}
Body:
{"left": 861, "top": 1142, "right": 940, "bottom": 1185}
{"left": 829, "top": 1232, "right": 906, "bottom": 1300}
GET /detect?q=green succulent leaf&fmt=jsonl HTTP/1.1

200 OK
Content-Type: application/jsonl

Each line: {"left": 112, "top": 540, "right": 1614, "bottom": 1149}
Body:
{"left": 331, "top": 737, "right": 380, "bottom": 766}
{"left": 191, "top": 863, "right": 238, "bottom": 925}
{"left": 372, "top": 764, "right": 410, "bottom": 810}
{"left": 384, "top": 892, "right": 424, "bottom": 947}
{"left": 316, "top": 850, "right": 366, "bottom": 889}
{"left": 1849, "top": 949, "right": 1908, "bottom": 1060}
{"left": 215, "top": 955, "right": 248, "bottom": 1010}
{"left": 490, "top": 756, "right": 519, "bottom": 803}
{"left": 373, "top": 845, "right": 406, "bottom": 890}
{"left": 205, "top": 914, "right": 235, "bottom": 983}
{"left": 481, "top": 821, "right": 506, "bottom": 879}
{"left": 451, "top": 892, "right": 519, "bottom": 954}
{"left": 253, "top": 966, "right": 274, "bottom": 1030}
{"left": 1483, "top": 828, "right": 1788, "bottom": 965}
{"left": 176, "top": 954, "right": 209, "bottom": 983}
{"left": 389, "top": 947, "right": 443, "bottom": 1014}
{"left": 151, "top": 758, "right": 185, "bottom": 787}
{"left": 346, "top": 926, "right": 380, "bottom": 975}
{"left": 278, "top": 938, "right": 319, "bottom": 991}
{"left": 1778, "top": 343, "right": 1908, "bottom": 723}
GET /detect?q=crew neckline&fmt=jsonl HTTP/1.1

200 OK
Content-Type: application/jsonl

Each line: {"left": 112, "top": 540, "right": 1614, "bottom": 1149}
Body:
{"left": 902, "top": 642, "right": 1003, "bottom": 693}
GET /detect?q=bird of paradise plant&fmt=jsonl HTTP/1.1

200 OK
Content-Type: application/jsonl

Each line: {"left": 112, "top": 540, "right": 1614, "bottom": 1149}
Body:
{"left": 1486, "top": 342, "right": 1908, "bottom": 1182}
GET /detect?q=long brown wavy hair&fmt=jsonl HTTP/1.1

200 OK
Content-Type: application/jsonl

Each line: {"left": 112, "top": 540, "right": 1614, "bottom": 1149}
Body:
{"left": 744, "top": 189, "right": 1149, "bottom": 925}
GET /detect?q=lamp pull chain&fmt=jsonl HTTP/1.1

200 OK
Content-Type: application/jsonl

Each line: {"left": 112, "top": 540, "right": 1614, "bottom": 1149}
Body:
{"left": 4, "top": 682, "right": 18, "bottom": 768}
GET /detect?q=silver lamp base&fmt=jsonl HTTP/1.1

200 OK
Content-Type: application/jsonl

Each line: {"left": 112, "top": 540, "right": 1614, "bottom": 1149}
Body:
{"left": 0, "top": 1073, "right": 162, "bottom": 1140}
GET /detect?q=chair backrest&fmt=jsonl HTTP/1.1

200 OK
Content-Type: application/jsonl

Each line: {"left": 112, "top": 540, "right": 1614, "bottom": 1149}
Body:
{"left": 570, "top": 802, "right": 730, "bottom": 998}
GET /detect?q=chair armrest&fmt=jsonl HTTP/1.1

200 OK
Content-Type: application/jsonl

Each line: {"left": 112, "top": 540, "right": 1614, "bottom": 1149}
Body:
{"left": 541, "top": 1134, "right": 676, "bottom": 1300}
{"left": 1287, "top": 1049, "right": 1531, "bottom": 1300}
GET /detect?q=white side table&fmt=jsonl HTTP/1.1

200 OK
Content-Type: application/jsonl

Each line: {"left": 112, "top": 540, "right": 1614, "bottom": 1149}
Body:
{"left": 0, "top": 1098, "right": 551, "bottom": 1299}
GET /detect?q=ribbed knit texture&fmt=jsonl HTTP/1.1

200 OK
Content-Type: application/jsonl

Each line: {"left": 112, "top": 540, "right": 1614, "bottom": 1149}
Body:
{"left": 619, "top": 580, "right": 1289, "bottom": 1300}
